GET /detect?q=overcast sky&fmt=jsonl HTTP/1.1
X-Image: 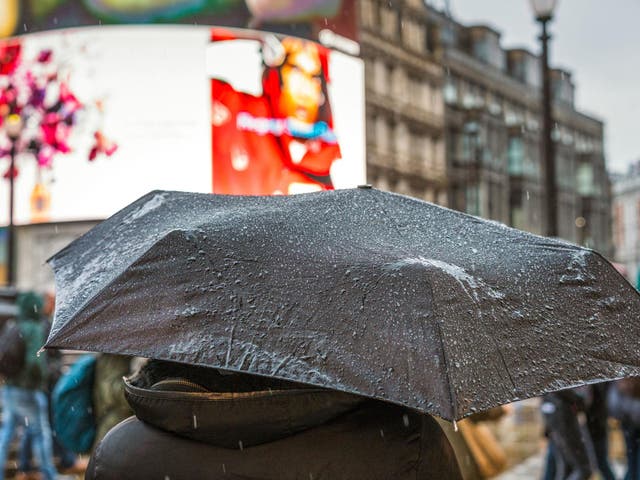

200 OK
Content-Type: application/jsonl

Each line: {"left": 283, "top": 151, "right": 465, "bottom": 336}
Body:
{"left": 437, "top": 0, "right": 638, "bottom": 174}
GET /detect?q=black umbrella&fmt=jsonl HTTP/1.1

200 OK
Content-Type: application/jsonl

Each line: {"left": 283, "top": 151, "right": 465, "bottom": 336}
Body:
{"left": 45, "top": 188, "right": 640, "bottom": 421}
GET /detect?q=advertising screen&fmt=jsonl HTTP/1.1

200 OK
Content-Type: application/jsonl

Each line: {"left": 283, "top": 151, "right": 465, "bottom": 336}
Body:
{"left": 0, "top": 25, "right": 365, "bottom": 226}
{"left": 0, "top": 0, "right": 358, "bottom": 41}
{"left": 208, "top": 28, "right": 364, "bottom": 195}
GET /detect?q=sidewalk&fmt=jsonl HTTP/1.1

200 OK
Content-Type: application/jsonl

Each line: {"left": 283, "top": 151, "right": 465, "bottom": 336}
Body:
{"left": 495, "top": 450, "right": 626, "bottom": 480}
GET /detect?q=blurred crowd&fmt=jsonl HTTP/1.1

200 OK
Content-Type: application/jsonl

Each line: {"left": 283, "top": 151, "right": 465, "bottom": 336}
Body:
{"left": 0, "top": 290, "right": 133, "bottom": 480}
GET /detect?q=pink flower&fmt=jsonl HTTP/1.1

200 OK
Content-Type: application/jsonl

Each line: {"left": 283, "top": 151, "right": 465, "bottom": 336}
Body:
{"left": 59, "top": 82, "right": 82, "bottom": 112}
{"left": 89, "top": 130, "right": 118, "bottom": 161}
{"left": 37, "top": 50, "right": 53, "bottom": 63}
{"left": 36, "top": 147, "right": 54, "bottom": 168}
{"left": 2, "top": 164, "right": 18, "bottom": 179}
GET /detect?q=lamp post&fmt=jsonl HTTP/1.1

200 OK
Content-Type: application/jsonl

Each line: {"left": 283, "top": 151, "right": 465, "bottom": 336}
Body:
{"left": 5, "top": 113, "right": 22, "bottom": 286}
{"left": 530, "top": 0, "right": 558, "bottom": 237}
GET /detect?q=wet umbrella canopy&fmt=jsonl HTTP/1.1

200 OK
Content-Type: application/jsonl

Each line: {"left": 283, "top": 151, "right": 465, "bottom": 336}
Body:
{"left": 46, "top": 188, "right": 640, "bottom": 421}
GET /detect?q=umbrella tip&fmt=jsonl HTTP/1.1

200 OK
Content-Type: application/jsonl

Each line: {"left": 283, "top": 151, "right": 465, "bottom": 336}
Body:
{"left": 357, "top": 184, "right": 372, "bottom": 189}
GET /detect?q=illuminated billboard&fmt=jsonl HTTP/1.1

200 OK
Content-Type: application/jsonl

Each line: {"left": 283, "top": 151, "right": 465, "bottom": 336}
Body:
{"left": 0, "top": 0, "right": 358, "bottom": 41}
{"left": 208, "top": 28, "right": 364, "bottom": 195}
{"left": 0, "top": 26, "right": 365, "bottom": 226}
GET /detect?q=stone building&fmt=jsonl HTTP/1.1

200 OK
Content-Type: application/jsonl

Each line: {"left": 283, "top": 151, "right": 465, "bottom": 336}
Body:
{"left": 390, "top": 7, "right": 612, "bottom": 254}
{"left": 430, "top": 12, "right": 610, "bottom": 253}
{"left": 358, "top": 0, "right": 448, "bottom": 204}
{"left": 612, "top": 164, "right": 640, "bottom": 283}
{"left": 358, "top": 2, "right": 611, "bottom": 253}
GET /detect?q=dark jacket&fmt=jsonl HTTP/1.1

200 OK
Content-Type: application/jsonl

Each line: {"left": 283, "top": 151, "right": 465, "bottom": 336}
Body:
{"left": 86, "top": 361, "right": 463, "bottom": 480}
{"left": 6, "top": 292, "right": 48, "bottom": 391}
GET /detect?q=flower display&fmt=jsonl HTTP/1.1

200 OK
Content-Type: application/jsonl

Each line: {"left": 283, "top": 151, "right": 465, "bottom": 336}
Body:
{"left": 0, "top": 38, "right": 117, "bottom": 180}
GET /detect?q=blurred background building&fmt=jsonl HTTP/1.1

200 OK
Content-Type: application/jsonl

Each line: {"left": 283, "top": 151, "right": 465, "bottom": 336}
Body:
{"left": 359, "top": 0, "right": 447, "bottom": 204}
{"left": 612, "top": 163, "right": 640, "bottom": 284}
{"left": 358, "top": 0, "right": 611, "bottom": 254}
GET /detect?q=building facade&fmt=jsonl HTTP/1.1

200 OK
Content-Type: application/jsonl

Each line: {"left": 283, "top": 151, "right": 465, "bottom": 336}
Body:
{"left": 437, "top": 13, "right": 611, "bottom": 253}
{"left": 358, "top": 1, "right": 612, "bottom": 254}
{"left": 358, "top": 0, "right": 448, "bottom": 204}
{"left": 612, "top": 164, "right": 640, "bottom": 284}
{"left": 432, "top": 13, "right": 611, "bottom": 253}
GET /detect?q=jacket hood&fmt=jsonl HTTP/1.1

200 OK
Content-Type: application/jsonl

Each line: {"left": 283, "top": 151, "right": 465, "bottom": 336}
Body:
{"left": 124, "top": 360, "right": 364, "bottom": 449}
{"left": 16, "top": 291, "right": 44, "bottom": 322}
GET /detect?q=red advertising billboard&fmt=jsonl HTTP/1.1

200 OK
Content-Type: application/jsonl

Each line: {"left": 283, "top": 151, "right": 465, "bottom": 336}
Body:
{"left": 210, "top": 29, "right": 344, "bottom": 195}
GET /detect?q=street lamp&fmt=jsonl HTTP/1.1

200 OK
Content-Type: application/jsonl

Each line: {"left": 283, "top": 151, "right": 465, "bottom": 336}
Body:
{"left": 530, "top": 0, "right": 558, "bottom": 237}
{"left": 5, "top": 113, "right": 22, "bottom": 286}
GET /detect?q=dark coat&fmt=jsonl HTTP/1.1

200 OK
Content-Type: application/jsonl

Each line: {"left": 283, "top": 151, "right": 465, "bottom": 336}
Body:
{"left": 86, "top": 361, "right": 463, "bottom": 479}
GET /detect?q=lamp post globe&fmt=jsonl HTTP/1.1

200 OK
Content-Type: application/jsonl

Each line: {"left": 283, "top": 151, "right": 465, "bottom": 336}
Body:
{"left": 530, "top": 0, "right": 558, "bottom": 21}
{"left": 5, "top": 114, "right": 23, "bottom": 140}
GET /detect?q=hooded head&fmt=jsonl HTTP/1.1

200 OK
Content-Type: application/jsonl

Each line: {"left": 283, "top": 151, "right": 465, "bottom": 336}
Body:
{"left": 16, "top": 291, "right": 44, "bottom": 322}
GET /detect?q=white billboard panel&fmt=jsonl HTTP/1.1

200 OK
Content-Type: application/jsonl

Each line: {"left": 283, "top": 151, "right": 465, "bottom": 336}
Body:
{"left": 0, "top": 25, "right": 364, "bottom": 225}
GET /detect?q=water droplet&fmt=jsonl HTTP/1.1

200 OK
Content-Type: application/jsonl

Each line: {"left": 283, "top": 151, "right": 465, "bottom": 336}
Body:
{"left": 402, "top": 414, "right": 409, "bottom": 427}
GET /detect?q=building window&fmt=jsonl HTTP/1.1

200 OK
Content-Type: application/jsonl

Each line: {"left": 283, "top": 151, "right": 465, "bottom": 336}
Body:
{"left": 613, "top": 203, "right": 624, "bottom": 252}
{"left": 376, "top": 116, "right": 389, "bottom": 154}
{"left": 373, "top": 59, "right": 388, "bottom": 95}
{"left": 360, "top": 0, "right": 377, "bottom": 29}
{"left": 577, "top": 162, "right": 595, "bottom": 196}
{"left": 390, "top": 66, "right": 407, "bottom": 104}
{"left": 465, "top": 184, "right": 481, "bottom": 216}
{"left": 508, "top": 136, "right": 524, "bottom": 175}
{"left": 401, "top": 18, "right": 425, "bottom": 53}
{"left": 380, "top": 7, "right": 398, "bottom": 39}
{"left": 555, "top": 152, "right": 574, "bottom": 190}
{"left": 521, "top": 139, "right": 538, "bottom": 179}
{"left": 444, "top": 79, "right": 457, "bottom": 105}
{"left": 459, "top": 122, "right": 480, "bottom": 163}
{"left": 470, "top": 33, "right": 505, "bottom": 70}
{"left": 394, "top": 121, "right": 409, "bottom": 156}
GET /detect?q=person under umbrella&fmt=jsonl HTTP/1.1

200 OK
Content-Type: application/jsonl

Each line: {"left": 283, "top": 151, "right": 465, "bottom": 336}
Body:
{"left": 44, "top": 188, "right": 640, "bottom": 477}
{"left": 85, "top": 359, "right": 463, "bottom": 479}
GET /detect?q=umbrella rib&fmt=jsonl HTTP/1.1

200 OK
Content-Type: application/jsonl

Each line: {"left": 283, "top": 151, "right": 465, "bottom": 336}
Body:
{"left": 491, "top": 336, "right": 517, "bottom": 392}
{"left": 434, "top": 320, "right": 457, "bottom": 421}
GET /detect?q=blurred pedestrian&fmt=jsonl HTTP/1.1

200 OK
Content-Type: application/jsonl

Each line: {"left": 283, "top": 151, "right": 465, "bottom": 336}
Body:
{"left": 541, "top": 385, "right": 615, "bottom": 480}
{"left": 541, "top": 390, "right": 593, "bottom": 480}
{"left": 17, "top": 291, "right": 87, "bottom": 478}
{"left": 0, "top": 292, "right": 57, "bottom": 480}
{"left": 586, "top": 383, "right": 615, "bottom": 480}
{"left": 608, "top": 377, "right": 640, "bottom": 480}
